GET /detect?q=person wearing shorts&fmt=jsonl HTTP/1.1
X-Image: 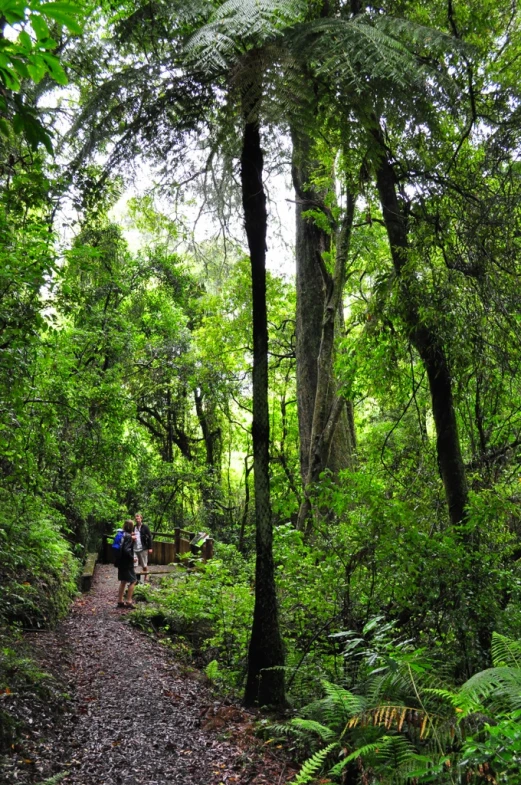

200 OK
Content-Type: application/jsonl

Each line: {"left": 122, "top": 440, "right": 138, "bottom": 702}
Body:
{"left": 117, "top": 520, "right": 137, "bottom": 608}
{"left": 134, "top": 513, "right": 153, "bottom": 582}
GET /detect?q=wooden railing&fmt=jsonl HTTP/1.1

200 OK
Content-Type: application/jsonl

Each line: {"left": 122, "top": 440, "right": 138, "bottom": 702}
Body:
{"left": 100, "top": 528, "right": 214, "bottom": 565}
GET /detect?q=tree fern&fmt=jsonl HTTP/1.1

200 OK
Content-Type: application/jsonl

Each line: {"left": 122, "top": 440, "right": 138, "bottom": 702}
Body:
{"left": 186, "top": 0, "right": 306, "bottom": 72}
{"left": 289, "top": 15, "right": 464, "bottom": 98}
{"left": 295, "top": 17, "right": 423, "bottom": 93}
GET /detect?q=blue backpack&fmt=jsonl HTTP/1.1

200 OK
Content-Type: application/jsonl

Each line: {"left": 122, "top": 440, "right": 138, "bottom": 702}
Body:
{"left": 112, "top": 530, "right": 124, "bottom": 565}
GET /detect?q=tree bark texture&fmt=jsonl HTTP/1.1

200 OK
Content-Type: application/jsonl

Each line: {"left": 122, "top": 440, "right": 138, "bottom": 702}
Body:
{"left": 240, "top": 117, "right": 286, "bottom": 708}
{"left": 296, "top": 193, "right": 356, "bottom": 533}
{"left": 372, "top": 123, "right": 468, "bottom": 526}
{"left": 194, "top": 389, "right": 223, "bottom": 530}
{"left": 291, "top": 134, "right": 354, "bottom": 487}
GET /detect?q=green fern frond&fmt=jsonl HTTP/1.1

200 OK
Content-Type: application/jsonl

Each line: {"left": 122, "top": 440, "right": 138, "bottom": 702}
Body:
{"left": 295, "top": 681, "right": 366, "bottom": 734}
{"left": 328, "top": 741, "right": 382, "bottom": 774}
{"left": 425, "top": 687, "right": 479, "bottom": 716}
{"left": 376, "top": 733, "right": 418, "bottom": 766}
{"left": 461, "top": 666, "right": 521, "bottom": 710}
{"left": 375, "top": 16, "right": 467, "bottom": 57}
{"left": 187, "top": 0, "right": 306, "bottom": 72}
{"left": 292, "top": 17, "right": 423, "bottom": 93}
{"left": 320, "top": 679, "right": 365, "bottom": 713}
{"left": 289, "top": 717, "right": 337, "bottom": 741}
{"left": 491, "top": 632, "right": 521, "bottom": 668}
{"left": 292, "top": 742, "right": 338, "bottom": 785}
{"left": 36, "top": 774, "right": 69, "bottom": 785}
{"left": 269, "top": 721, "right": 301, "bottom": 737}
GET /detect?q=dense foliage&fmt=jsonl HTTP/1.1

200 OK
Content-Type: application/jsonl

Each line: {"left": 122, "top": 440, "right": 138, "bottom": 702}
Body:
{"left": 3, "top": 0, "right": 521, "bottom": 781}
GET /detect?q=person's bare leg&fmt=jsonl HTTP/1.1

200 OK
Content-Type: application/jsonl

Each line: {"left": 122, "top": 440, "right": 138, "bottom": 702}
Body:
{"left": 126, "top": 581, "right": 137, "bottom": 604}
{"left": 118, "top": 581, "right": 126, "bottom": 604}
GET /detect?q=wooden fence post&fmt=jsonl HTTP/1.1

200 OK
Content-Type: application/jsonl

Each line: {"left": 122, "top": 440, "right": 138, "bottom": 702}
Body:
{"left": 202, "top": 538, "right": 214, "bottom": 561}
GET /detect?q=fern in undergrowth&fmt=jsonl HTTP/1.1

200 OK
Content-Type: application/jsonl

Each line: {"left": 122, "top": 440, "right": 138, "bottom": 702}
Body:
{"left": 300, "top": 680, "right": 366, "bottom": 729}
{"left": 289, "top": 718, "right": 338, "bottom": 742}
{"left": 292, "top": 742, "right": 338, "bottom": 785}
{"left": 280, "top": 623, "right": 468, "bottom": 784}
{"left": 491, "top": 632, "right": 521, "bottom": 668}
{"left": 456, "top": 633, "right": 521, "bottom": 714}
{"left": 460, "top": 666, "right": 521, "bottom": 712}
{"left": 280, "top": 628, "right": 521, "bottom": 784}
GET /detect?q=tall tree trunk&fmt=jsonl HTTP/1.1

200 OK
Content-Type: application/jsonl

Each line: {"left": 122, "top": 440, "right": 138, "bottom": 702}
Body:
{"left": 194, "top": 389, "right": 223, "bottom": 530}
{"left": 291, "top": 133, "right": 355, "bottom": 489}
{"left": 241, "top": 112, "right": 285, "bottom": 708}
{"left": 296, "top": 193, "right": 356, "bottom": 533}
{"left": 371, "top": 122, "right": 468, "bottom": 526}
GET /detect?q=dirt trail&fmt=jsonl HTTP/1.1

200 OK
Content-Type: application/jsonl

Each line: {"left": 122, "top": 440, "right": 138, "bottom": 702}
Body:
{"left": 2, "top": 564, "right": 292, "bottom": 785}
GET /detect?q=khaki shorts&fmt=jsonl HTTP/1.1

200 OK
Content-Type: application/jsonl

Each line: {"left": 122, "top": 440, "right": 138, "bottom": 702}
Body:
{"left": 135, "top": 550, "right": 149, "bottom": 569}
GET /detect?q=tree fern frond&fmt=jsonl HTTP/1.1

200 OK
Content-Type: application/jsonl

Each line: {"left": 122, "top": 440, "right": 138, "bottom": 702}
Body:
{"left": 186, "top": 0, "right": 306, "bottom": 72}
{"left": 491, "top": 632, "right": 521, "bottom": 668}
{"left": 292, "top": 17, "right": 424, "bottom": 93}
{"left": 292, "top": 742, "right": 338, "bottom": 785}
{"left": 374, "top": 16, "right": 468, "bottom": 58}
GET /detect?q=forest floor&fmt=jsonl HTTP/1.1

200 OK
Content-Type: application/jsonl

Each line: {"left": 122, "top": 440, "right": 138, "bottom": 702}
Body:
{"left": 1, "top": 564, "right": 296, "bottom": 785}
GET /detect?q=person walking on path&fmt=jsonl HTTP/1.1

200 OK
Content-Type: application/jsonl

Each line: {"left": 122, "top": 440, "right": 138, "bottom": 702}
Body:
{"left": 117, "top": 520, "right": 137, "bottom": 608}
{"left": 134, "top": 512, "right": 153, "bottom": 582}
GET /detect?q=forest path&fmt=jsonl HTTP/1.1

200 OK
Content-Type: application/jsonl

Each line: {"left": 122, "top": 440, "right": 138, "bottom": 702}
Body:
{"left": 5, "top": 564, "right": 292, "bottom": 785}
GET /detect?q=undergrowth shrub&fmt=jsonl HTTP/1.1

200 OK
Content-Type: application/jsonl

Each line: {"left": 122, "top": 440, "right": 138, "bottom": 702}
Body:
{"left": 131, "top": 543, "right": 254, "bottom": 689}
{"left": 0, "top": 494, "right": 79, "bottom": 629}
{"left": 276, "top": 628, "right": 521, "bottom": 784}
{"left": 0, "top": 495, "right": 78, "bottom": 760}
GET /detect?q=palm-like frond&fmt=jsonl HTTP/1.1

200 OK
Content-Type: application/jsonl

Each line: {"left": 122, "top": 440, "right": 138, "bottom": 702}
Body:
{"left": 187, "top": 2, "right": 462, "bottom": 114}
{"left": 291, "top": 14, "right": 464, "bottom": 100}
{"left": 187, "top": 0, "right": 306, "bottom": 72}
{"left": 375, "top": 16, "right": 466, "bottom": 59}
{"left": 295, "top": 16, "right": 422, "bottom": 93}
